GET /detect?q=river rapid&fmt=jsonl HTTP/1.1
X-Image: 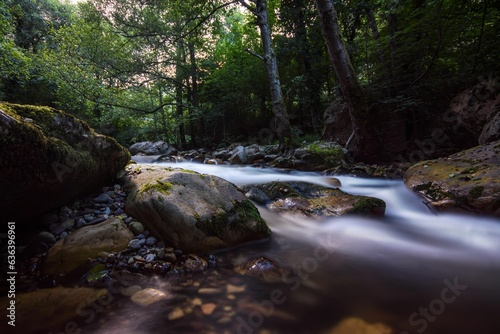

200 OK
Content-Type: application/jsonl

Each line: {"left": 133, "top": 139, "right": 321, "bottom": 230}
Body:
{"left": 91, "top": 162, "right": 500, "bottom": 334}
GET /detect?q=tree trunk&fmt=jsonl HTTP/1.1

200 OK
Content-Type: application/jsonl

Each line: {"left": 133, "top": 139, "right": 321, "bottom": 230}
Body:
{"left": 244, "top": 0, "right": 293, "bottom": 149}
{"left": 315, "top": 0, "right": 379, "bottom": 161}
{"left": 175, "top": 39, "right": 187, "bottom": 149}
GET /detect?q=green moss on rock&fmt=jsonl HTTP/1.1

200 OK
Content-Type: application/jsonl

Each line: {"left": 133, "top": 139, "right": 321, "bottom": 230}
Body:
{"left": 141, "top": 180, "right": 174, "bottom": 195}
{"left": 195, "top": 199, "right": 271, "bottom": 238}
{"left": 349, "top": 197, "right": 386, "bottom": 215}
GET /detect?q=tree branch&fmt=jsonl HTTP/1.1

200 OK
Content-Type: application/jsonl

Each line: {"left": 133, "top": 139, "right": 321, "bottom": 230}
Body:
{"left": 244, "top": 48, "right": 265, "bottom": 61}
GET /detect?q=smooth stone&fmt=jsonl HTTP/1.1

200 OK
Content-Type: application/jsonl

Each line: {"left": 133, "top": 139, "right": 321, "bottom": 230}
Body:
{"left": 183, "top": 255, "right": 208, "bottom": 273}
{"left": 201, "top": 303, "right": 217, "bottom": 316}
{"left": 168, "top": 307, "right": 185, "bottom": 320}
{"left": 198, "top": 288, "right": 222, "bottom": 295}
{"left": 42, "top": 217, "right": 133, "bottom": 275}
{"left": 131, "top": 288, "right": 169, "bottom": 306}
{"left": 145, "top": 253, "right": 156, "bottom": 263}
{"left": 94, "top": 193, "right": 112, "bottom": 204}
{"left": 129, "top": 221, "right": 144, "bottom": 235}
{"left": 226, "top": 284, "right": 246, "bottom": 294}
{"left": 145, "top": 236, "right": 157, "bottom": 246}
{"left": 37, "top": 231, "right": 56, "bottom": 245}
{"left": 128, "top": 239, "right": 144, "bottom": 249}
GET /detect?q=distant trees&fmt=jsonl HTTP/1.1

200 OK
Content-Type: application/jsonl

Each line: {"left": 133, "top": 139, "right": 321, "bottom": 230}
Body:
{"left": 1, "top": 0, "right": 499, "bottom": 157}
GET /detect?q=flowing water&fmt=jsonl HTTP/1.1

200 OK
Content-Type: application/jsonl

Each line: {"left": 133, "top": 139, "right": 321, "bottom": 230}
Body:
{"left": 90, "top": 162, "right": 500, "bottom": 334}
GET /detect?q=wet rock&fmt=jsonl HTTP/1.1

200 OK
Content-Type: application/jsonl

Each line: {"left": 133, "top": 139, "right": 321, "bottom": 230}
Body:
{"left": 129, "top": 141, "right": 176, "bottom": 156}
{"left": 124, "top": 165, "right": 271, "bottom": 253}
{"left": 130, "top": 288, "right": 169, "bottom": 306}
{"left": 229, "top": 145, "right": 247, "bottom": 164}
{"left": 201, "top": 303, "right": 217, "bottom": 315}
{"left": 0, "top": 287, "right": 107, "bottom": 333}
{"left": 42, "top": 217, "right": 133, "bottom": 275}
{"left": 168, "top": 307, "right": 185, "bottom": 320}
{"left": 450, "top": 82, "right": 500, "bottom": 144}
{"left": 242, "top": 181, "right": 386, "bottom": 218}
{"left": 0, "top": 103, "right": 130, "bottom": 223}
{"left": 184, "top": 255, "right": 208, "bottom": 272}
{"left": 37, "top": 231, "right": 56, "bottom": 245}
{"left": 326, "top": 317, "right": 393, "bottom": 334}
{"left": 404, "top": 140, "right": 500, "bottom": 216}
{"left": 234, "top": 257, "right": 289, "bottom": 283}
{"left": 129, "top": 221, "right": 145, "bottom": 235}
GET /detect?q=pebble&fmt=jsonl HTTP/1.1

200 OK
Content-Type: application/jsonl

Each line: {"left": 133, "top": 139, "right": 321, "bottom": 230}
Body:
{"left": 164, "top": 252, "right": 177, "bottom": 263}
{"left": 59, "top": 231, "right": 69, "bottom": 239}
{"left": 184, "top": 255, "right": 208, "bottom": 273}
{"left": 226, "top": 284, "right": 246, "bottom": 294}
{"left": 192, "top": 298, "right": 202, "bottom": 306}
{"left": 198, "top": 288, "right": 222, "bottom": 295}
{"left": 131, "top": 288, "right": 169, "bottom": 306}
{"left": 201, "top": 303, "right": 217, "bottom": 316}
{"left": 84, "top": 214, "right": 95, "bottom": 222}
{"left": 136, "top": 233, "right": 146, "bottom": 240}
{"left": 145, "top": 254, "right": 156, "bottom": 263}
{"left": 128, "top": 239, "right": 143, "bottom": 250}
{"left": 86, "top": 217, "right": 107, "bottom": 226}
{"left": 130, "top": 221, "right": 145, "bottom": 235}
{"left": 168, "top": 307, "right": 185, "bottom": 320}
{"left": 37, "top": 231, "right": 56, "bottom": 245}
{"left": 145, "top": 236, "right": 157, "bottom": 246}
{"left": 94, "top": 193, "right": 112, "bottom": 204}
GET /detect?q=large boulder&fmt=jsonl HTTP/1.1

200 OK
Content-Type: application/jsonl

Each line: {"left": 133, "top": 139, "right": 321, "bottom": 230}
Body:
{"left": 450, "top": 81, "right": 500, "bottom": 144}
{"left": 129, "top": 141, "right": 177, "bottom": 156}
{"left": 242, "top": 181, "right": 386, "bottom": 217}
{"left": 404, "top": 140, "right": 500, "bottom": 216}
{"left": 42, "top": 217, "right": 133, "bottom": 275}
{"left": 0, "top": 103, "right": 130, "bottom": 222}
{"left": 124, "top": 165, "right": 271, "bottom": 253}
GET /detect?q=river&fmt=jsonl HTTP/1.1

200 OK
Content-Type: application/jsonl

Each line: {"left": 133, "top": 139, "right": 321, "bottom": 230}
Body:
{"left": 90, "top": 162, "right": 500, "bottom": 334}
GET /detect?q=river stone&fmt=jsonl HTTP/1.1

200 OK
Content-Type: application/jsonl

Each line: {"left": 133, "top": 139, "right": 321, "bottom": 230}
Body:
{"left": 0, "top": 287, "right": 107, "bottom": 333}
{"left": 234, "top": 256, "right": 289, "bottom": 283}
{"left": 242, "top": 181, "right": 386, "bottom": 218}
{"left": 130, "top": 288, "right": 169, "bottom": 306}
{"left": 42, "top": 217, "right": 133, "bottom": 275}
{"left": 327, "top": 317, "right": 392, "bottom": 334}
{"left": 0, "top": 103, "right": 130, "bottom": 223}
{"left": 404, "top": 140, "right": 500, "bottom": 216}
{"left": 184, "top": 255, "right": 208, "bottom": 272}
{"left": 124, "top": 165, "right": 271, "bottom": 253}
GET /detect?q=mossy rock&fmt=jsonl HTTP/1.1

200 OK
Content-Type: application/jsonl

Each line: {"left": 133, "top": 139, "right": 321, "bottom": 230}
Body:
{"left": 42, "top": 217, "right": 133, "bottom": 275}
{"left": 404, "top": 140, "right": 500, "bottom": 216}
{"left": 242, "top": 181, "right": 386, "bottom": 218}
{"left": 124, "top": 165, "right": 271, "bottom": 253}
{"left": 0, "top": 103, "right": 130, "bottom": 222}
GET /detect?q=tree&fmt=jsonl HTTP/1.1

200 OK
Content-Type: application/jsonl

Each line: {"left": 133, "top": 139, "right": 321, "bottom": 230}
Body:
{"left": 239, "top": 0, "right": 293, "bottom": 149}
{"left": 315, "top": 0, "right": 379, "bottom": 161}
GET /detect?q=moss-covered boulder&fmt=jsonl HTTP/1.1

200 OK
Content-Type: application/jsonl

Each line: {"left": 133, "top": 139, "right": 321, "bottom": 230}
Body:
{"left": 42, "top": 217, "right": 133, "bottom": 275}
{"left": 242, "top": 181, "right": 386, "bottom": 218}
{"left": 124, "top": 165, "right": 271, "bottom": 253}
{"left": 0, "top": 103, "right": 130, "bottom": 222}
{"left": 404, "top": 140, "right": 500, "bottom": 216}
